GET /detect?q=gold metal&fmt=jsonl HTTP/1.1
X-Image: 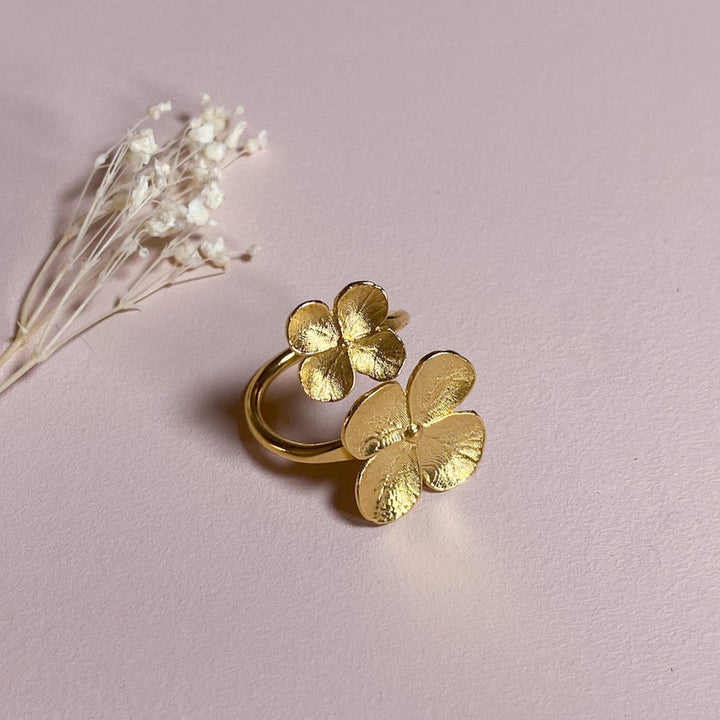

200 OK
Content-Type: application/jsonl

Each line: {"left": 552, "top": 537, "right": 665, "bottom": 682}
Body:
{"left": 243, "top": 280, "right": 485, "bottom": 524}
{"left": 286, "top": 281, "right": 407, "bottom": 402}
{"left": 244, "top": 347, "right": 353, "bottom": 464}
{"left": 342, "top": 351, "right": 485, "bottom": 524}
{"left": 244, "top": 308, "right": 410, "bottom": 465}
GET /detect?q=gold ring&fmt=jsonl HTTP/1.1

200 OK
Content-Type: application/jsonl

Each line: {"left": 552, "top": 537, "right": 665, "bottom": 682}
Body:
{"left": 244, "top": 281, "right": 486, "bottom": 524}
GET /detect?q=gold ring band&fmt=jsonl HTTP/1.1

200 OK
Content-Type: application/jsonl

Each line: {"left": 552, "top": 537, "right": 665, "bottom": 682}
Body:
{"left": 243, "top": 310, "right": 410, "bottom": 464}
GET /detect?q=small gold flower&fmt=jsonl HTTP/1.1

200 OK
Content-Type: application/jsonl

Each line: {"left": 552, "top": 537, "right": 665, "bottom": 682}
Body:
{"left": 341, "top": 351, "right": 485, "bottom": 524}
{"left": 286, "top": 281, "right": 406, "bottom": 402}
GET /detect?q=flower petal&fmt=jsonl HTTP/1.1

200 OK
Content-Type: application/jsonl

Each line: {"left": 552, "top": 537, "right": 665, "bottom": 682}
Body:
{"left": 407, "top": 351, "right": 476, "bottom": 426}
{"left": 342, "top": 381, "right": 410, "bottom": 459}
{"left": 355, "top": 441, "right": 422, "bottom": 524}
{"left": 299, "top": 348, "right": 354, "bottom": 402}
{"left": 347, "top": 329, "right": 406, "bottom": 381}
{"left": 287, "top": 301, "right": 340, "bottom": 355}
{"left": 334, "top": 281, "right": 389, "bottom": 341}
{"left": 417, "top": 411, "right": 485, "bottom": 491}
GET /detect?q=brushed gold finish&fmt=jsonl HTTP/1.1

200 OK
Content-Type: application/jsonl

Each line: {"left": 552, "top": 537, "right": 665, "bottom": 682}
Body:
{"left": 334, "top": 281, "right": 389, "bottom": 340}
{"left": 355, "top": 441, "right": 422, "bottom": 525}
{"left": 342, "top": 351, "right": 485, "bottom": 524}
{"left": 286, "top": 301, "right": 340, "bottom": 354}
{"left": 341, "top": 381, "right": 409, "bottom": 459}
{"left": 407, "top": 350, "right": 476, "bottom": 426}
{"left": 286, "top": 281, "right": 407, "bottom": 402}
{"left": 244, "top": 306, "right": 410, "bottom": 464}
{"left": 299, "top": 347, "right": 355, "bottom": 404}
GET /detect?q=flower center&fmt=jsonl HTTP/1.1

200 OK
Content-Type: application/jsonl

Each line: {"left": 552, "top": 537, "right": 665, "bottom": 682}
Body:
{"left": 404, "top": 423, "right": 423, "bottom": 443}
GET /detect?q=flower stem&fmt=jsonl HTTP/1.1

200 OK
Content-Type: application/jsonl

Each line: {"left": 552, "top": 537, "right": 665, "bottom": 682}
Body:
{"left": 0, "top": 335, "right": 26, "bottom": 373}
{"left": 0, "top": 356, "right": 39, "bottom": 396}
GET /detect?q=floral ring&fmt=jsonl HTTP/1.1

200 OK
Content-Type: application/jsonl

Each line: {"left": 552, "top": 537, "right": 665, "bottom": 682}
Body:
{"left": 244, "top": 281, "right": 486, "bottom": 524}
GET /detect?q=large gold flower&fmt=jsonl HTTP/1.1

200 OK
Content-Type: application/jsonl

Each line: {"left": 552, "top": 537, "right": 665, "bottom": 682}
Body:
{"left": 286, "top": 281, "right": 406, "bottom": 402}
{"left": 341, "top": 351, "right": 485, "bottom": 524}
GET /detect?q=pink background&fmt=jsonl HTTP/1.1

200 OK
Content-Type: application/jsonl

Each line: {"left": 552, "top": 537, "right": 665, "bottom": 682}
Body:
{"left": 1, "top": 1, "right": 719, "bottom": 718}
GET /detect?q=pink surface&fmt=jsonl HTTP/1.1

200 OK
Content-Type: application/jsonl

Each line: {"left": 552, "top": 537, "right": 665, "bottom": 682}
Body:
{"left": 2, "top": 1, "right": 719, "bottom": 717}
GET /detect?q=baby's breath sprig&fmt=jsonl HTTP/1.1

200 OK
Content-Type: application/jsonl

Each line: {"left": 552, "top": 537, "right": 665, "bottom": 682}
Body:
{"left": 0, "top": 95, "right": 267, "bottom": 396}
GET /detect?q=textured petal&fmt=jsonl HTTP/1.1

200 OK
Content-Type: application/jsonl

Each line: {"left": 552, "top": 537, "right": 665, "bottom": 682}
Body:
{"left": 347, "top": 329, "right": 406, "bottom": 381}
{"left": 342, "top": 382, "right": 410, "bottom": 459}
{"left": 416, "top": 411, "right": 485, "bottom": 491}
{"left": 407, "top": 351, "right": 476, "bottom": 426}
{"left": 286, "top": 301, "right": 340, "bottom": 355}
{"left": 299, "top": 348, "right": 354, "bottom": 402}
{"left": 334, "top": 281, "right": 389, "bottom": 341}
{"left": 355, "top": 441, "right": 421, "bottom": 524}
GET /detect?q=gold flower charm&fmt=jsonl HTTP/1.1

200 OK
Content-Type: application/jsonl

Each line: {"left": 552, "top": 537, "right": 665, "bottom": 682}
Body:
{"left": 341, "top": 351, "right": 485, "bottom": 524}
{"left": 286, "top": 281, "right": 406, "bottom": 402}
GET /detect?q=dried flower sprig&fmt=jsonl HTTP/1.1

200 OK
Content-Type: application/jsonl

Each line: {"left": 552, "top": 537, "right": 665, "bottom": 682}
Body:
{"left": 0, "top": 95, "right": 267, "bottom": 396}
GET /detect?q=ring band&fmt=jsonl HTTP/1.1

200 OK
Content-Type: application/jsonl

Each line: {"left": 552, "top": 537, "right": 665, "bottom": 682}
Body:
{"left": 244, "top": 310, "right": 410, "bottom": 464}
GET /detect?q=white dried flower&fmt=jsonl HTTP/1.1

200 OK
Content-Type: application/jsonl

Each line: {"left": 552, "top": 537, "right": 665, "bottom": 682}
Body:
{"left": 147, "top": 100, "right": 172, "bottom": 120}
{"left": 198, "top": 105, "right": 230, "bottom": 135}
{"left": 152, "top": 158, "right": 171, "bottom": 191}
{"left": 188, "top": 122, "right": 215, "bottom": 145}
{"left": 201, "top": 180, "right": 224, "bottom": 210}
{"left": 225, "top": 121, "right": 247, "bottom": 149}
{"left": 243, "top": 131, "right": 268, "bottom": 155}
{"left": 173, "top": 239, "right": 204, "bottom": 268}
{"left": 127, "top": 128, "right": 158, "bottom": 170}
{"left": 144, "top": 199, "right": 186, "bottom": 237}
{"left": 187, "top": 197, "right": 210, "bottom": 225}
{"left": 204, "top": 141, "right": 226, "bottom": 163}
{"left": 0, "top": 97, "right": 266, "bottom": 396}
{"left": 199, "top": 237, "right": 231, "bottom": 269}
{"left": 244, "top": 138, "right": 260, "bottom": 154}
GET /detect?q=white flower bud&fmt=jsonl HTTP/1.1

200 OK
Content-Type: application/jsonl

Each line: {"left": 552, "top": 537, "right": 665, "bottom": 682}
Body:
{"left": 188, "top": 123, "right": 215, "bottom": 145}
{"left": 144, "top": 199, "right": 186, "bottom": 237}
{"left": 201, "top": 181, "right": 224, "bottom": 210}
{"left": 225, "top": 121, "right": 247, "bottom": 149}
{"left": 187, "top": 197, "right": 210, "bottom": 225}
{"left": 173, "top": 239, "right": 203, "bottom": 268}
{"left": 188, "top": 122, "right": 215, "bottom": 145}
{"left": 242, "top": 131, "right": 268, "bottom": 155}
{"left": 127, "top": 128, "right": 158, "bottom": 170}
{"left": 200, "top": 105, "right": 230, "bottom": 135}
{"left": 147, "top": 100, "right": 172, "bottom": 120}
{"left": 152, "top": 158, "right": 171, "bottom": 190}
{"left": 243, "top": 138, "right": 260, "bottom": 154}
{"left": 199, "top": 236, "right": 231, "bottom": 269}
{"left": 204, "top": 141, "right": 226, "bottom": 163}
